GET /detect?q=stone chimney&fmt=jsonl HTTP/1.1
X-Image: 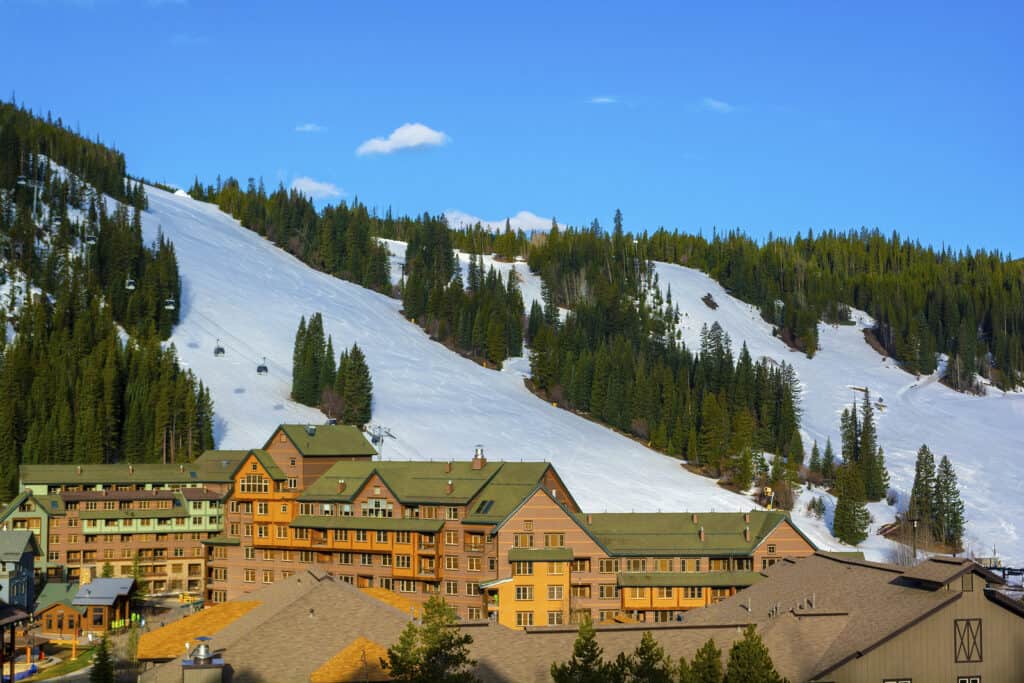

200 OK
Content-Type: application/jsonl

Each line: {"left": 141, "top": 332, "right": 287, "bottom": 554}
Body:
{"left": 744, "top": 511, "right": 750, "bottom": 524}
{"left": 446, "top": 479, "right": 454, "bottom": 495}
{"left": 337, "top": 479, "right": 346, "bottom": 493}
{"left": 472, "top": 445, "right": 487, "bottom": 470}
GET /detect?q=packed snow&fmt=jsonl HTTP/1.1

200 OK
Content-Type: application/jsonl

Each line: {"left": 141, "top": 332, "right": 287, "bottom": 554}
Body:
{"left": 130, "top": 185, "right": 1023, "bottom": 565}
{"left": 654, "top": 262, "right": 1024, "bottom": 565}
{"left": 137, "top": 188, "right": 784, "bottom": 529}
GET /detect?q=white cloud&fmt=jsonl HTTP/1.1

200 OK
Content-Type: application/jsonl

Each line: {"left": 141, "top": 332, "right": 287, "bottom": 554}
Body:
{"left": 290, "top": 177, "right": 343, "bottom": 200}
{"left": 444, "top": 210, "right": 553, "bottom": 233}
{"left": 295, "top": 123, "right": 325, "bottom": 133}
{"left": 588, "top": 96, "right": 617, "bottom": 104}
{"left": 356, "top": 123, "right": 449, "bottom": 156}
{"left": 701, "top": 97, "right": 735, "bottom": 113}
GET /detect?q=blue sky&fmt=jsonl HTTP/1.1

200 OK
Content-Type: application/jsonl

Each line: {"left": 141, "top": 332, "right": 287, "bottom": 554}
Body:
{"left": 2, "top": 1, "right": 1021, "bottom": 254}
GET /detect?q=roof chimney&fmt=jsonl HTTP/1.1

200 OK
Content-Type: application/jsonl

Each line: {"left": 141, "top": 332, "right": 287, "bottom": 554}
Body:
{"left": 337, "top": 479, "right": 346, "bottom": 493}
{"left": 586, "top": 514, "right": 593, "bottom": 524}
{"left": 128, "top": 464, "right": 134, "bottom": 475}
{"left": 445, "top": 461, "right": 452, "bottom": 473}
{"left": 446, "top": 479, "right": 454, "bottom": 495}
{"left": 699, "top": 526, "right": 705, "bottom": 542}
{"left": 744, "top": 511, "right": 750, "bottom": 524}
{"left": 472, "top": 445, "right": 487, "bottom": 470}
{"left": 692, "top": 513, "right": 698, "bottom": 524}
{"left": 744, "top": 526, "right": 750, "bottom": 542}
{"left": 76, "top": 465, "right": 82, "bottom": 475}
{"left": 179, "top": 464, "right": 184, "bottom": 473}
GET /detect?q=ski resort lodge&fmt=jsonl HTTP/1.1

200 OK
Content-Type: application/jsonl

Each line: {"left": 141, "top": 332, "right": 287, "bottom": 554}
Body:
{"left": 2, "top": 423, "right": 818, "bottom": 627}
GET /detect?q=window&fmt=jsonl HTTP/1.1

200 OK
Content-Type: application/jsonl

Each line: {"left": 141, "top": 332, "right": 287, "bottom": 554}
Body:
{"left": 257, "top": 525, "right": 268, "bottom": 538}
{"left": 523, "top": 520, "right": 534, "bottom": 531}
{"left": 571, "top": 585, "right": 591, "bottom": 598}
{"left": 395, "top": 554, "right": 411, "bottom": 569}
{"left": 244, "top": 568, "right": 256, "bottom": 583}
{"left": 244, "top": 547, "right": 255, "bottom": 560}
{"left": 656, "top": 587, "right": 674, "bottom": 599}
{"left": 257, "top": 502, "right": 268, "bottom": 515}
{"left": 547, "top": 585, "right": 563, "bottom": 600}
{"left": 513, "top": 533, "right": 533, "bottom": 548}
{"left": 599, "top": 610, "right": 620, "bottom": 622}
{"left": 445, "top": 530, "right": 459, "bottom": 545}
{"left": 376, "top": 530, "right": 389, "bottom": 544}
{"left": 240, "top": 474, "right": 268, "bottom": 494}
{"left": 625, "top": 558, "right": 646, "bottom": 572}
{"left": 466, "top": 582, "right": 481, "bottom": 596}
{"left": 572, "top": 558, "right": 591, "bottom": 573}
{"left": 512, "top": 561, "right": 533, "bottom": 576}
{"left": 599, "top": 559, "right": 619, "bottom": 573}
{"left": 395, "top": 531, "right": 411, "bottom": 544}
{"left": 599, "top": 584, "right": 619, "bottom": 599}
{"left": 515, "top": 611, "right": 534, "bottom": 627}
{"left": 300, "top": 551, "right": 314, "bottom": 563}
{"left": 547, "top": 611, "right": 564, "bottom": 625}
{"left": 467, "top": 557, "right": 481, "bottom": 572}
{"left": 361, "top": 498, "right": 394, "bottom": 518}
{"left": 293, "top": 528, "right": 309, "bottom": 540}
{"left": 361, "top": 553, "right": 373, "bottom": 566}
{"left": 445, "top": 580, "right": 458, "bottom": 595}
{"left": 445, "top": 556, "right": 459, "bottom": 570}
{"left": 262, "top": 570, "right": 273, "bottom": 584}
{"left": 955, "top": 678, "right": 980, "bottom": 683}
{"left": 629, "top": 587, "right": 646, "bottom": 599}
{"left": 548, "top": 562, "right": 564, "bottom": 575}
{"left": 334, "top": 529, "right": 348, "bottom": 542}
{"left": 287, "top": 478, "right": 297, "bottom": 490}
{"left": 954, "top": 619, "right": 982, "bottom": 663}
{"left": 569, "top": 609, "right": 591, "bottom": 625}
{"left": 277, "top": 526, "right": 288, "bottom": 539}
{"left": 467, "top": 607, "right": 482, "bottom": 620}
{"left": 446, "top": 506, "right": 459, "bottom": 520}
{"left": 262, "top": 549, "right": 275, "bottom": 561}
{"left": 684, "top": 587, "right": 703, "bottom": 599}
{"left": 766, "top": 544, "right": 776, "bottom": 554}
{"left": 355, "top": 530, "right": 367, "bottom": 543}
{"left": 653, "top": 558, "right": 672, "bottom": 572}
{"left": 398, "top": 580, "right": 417, "bottom": 593}
{"left": 761, "top": 558, "right": 778, "bottom": 570}
{"left": 338, "top": 552, "right": 353, "bottom": 565}
{"left": 544, "top": 533, "right": 565, "bottom": 548}
{"left": 244, "top": 524, "right": 253, "bottom": 538}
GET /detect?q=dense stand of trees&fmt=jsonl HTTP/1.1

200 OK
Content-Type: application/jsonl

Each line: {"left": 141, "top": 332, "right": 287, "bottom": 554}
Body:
{"left": 908, "top": 445, "right": 966, "bottom": 551}
{"left": 400, "top": 215, "right": 525, "bottom": 368}
{"left": 291, "top": 313, "right": 373, "bottom": 426}
{"left": 0, "top": 105, "right": 212, "bottom": 497}
{"left": 525, "top": 218, "right": 802, "bottom": 494}
{"left": 188, "top": 177, "right": 391, "bottom": 293}
{"left": 644, "top": 227, "right": 1023, "bottom": 390}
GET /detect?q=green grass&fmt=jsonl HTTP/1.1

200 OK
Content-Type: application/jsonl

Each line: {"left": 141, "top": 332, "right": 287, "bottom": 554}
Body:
{"left": 23, "top": 647, "right": 95, "bottom": 681}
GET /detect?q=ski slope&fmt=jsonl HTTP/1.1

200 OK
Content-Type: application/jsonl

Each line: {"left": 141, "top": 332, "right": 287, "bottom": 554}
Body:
{"left": 137, "top": 187, "right": 773, "bottom": 527}
{"left": 654, "top": 262, "right": 1024, "bottom": 565}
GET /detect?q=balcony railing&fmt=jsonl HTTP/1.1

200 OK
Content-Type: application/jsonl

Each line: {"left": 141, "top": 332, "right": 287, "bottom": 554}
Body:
{"left": 463, "top": 542, "right": 484, "bottom": 553}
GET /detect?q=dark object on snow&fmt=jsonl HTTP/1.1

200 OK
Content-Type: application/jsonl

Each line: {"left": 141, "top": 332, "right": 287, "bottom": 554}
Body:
{"left": 702, "top": 292, "right": 719, "bottom": 310}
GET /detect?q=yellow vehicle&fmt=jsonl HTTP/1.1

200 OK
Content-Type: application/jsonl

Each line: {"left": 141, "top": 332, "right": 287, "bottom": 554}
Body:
{"left": 179, "top": 592, "right": 201, "bottom": 605}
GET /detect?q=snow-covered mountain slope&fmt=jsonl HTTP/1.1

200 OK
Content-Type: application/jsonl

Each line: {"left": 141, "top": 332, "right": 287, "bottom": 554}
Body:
{"left": 138, "top": 187, "right": 786, "bottom": 531}
{"left": 654, "top": 262, "right": 1024, "bottom": 565}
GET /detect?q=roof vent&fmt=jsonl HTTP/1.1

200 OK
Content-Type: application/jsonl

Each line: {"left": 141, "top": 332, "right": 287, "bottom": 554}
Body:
{"left": 221, "top": 459, "right": 229, "bottom": 468}
{"left": 337, "top": 479, "right": 346, "bottom": 493}
{"left": 128, "top": 464, "right": 134, "bottom": 475}
{"left": 306, "top": 425, "right": 317, "bottom": 437}
{"left": 744, "top": 526, "right": 750, "bottom": 542}
{"left": 446, "top": 479, "right": 454, "bottom": 495}
{"left": 744, "top": 511, "right": 750, "bottom": 524}
{"left": 76, "top": 465, "right": 82, "bottom": 475}
{"left": 179, "top": 464, "right": 185, "bottom": 473}
{"left": 445, "top": 461, "right": 452, "bottom": 473}
{"left": 699, "top": 526, "right": 705, "bottom": 542}
{"left": 692, "top": 513, "right": 698, "bottom": 524}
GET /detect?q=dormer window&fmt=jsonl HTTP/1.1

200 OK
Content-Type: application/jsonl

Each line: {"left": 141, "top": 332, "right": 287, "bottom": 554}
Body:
{"left": 251, "top": 463, "right": 258, "bottom": 472}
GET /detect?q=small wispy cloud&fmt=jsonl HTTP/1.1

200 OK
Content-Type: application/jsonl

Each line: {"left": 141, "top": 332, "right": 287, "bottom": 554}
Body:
{"left": 444, "top": 210, "right": 554, "bottom": 233}
{"left": 356, "top": 123, "right": 449, "bottom": 156}
{"left": 295, "top": 123, "right": 325, "bottom": 133}
{"left": 701, "top": 97, "right": 735, "bottom": 113}
{"left": 588, "top": 96, "right": 617, "bottom": 104}
{"left": 290, "top": 176, "right": 343, "bottom": 200}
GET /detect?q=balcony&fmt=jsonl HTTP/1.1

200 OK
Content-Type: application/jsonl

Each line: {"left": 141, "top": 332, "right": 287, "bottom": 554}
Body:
{"left": 463, "top": 542, "right": 484, "bottom": 553}
{"left": 417, "top": 543, "right": 436, "bottom": 553}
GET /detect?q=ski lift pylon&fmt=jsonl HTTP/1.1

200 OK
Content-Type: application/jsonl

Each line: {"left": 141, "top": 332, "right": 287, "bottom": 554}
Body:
{"left": 256, "top": 357, "right": 268, "bottom": 375}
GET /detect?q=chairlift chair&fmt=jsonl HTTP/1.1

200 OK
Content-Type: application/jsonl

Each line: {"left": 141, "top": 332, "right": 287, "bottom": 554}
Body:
{"left": 213, "top": 339, "right": 225, "bottom": 357}
{"left": 256, "top": 357, "right": 269, "bottom": 375}
{"left": 124, "top": 278, "right": 137, "bottom": 292}
{"left": 163, "top": 298, "right": 176, "bottom": 311}
{"left": 85, "top": 233, "right": 98, "bottom": 246}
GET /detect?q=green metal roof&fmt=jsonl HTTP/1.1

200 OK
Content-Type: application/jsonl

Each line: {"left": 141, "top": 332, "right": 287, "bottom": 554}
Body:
{"left": 290, "top": 515, "right": 444, "bottom": 533}
{"left": 579, "top": 511, "right": 793, "bottom": 556}
{"left": 508, "top": 547, "right": 574, "bottom": 562}
{"left": 250, "top": 450, "right": 286, "bottom": 481}
{"left": 298, "top": 460, "right": 547, "bottom": 507}
{"left": 616, "top": 571, "right": 764, "bottom": 588}
{"left": 273, "top": 424, "right": 377, "bottom": 457}
{"left": 20, "top": 455, "right": 244, "bottom": 486}
{"left": 462, "top": 463, "right": 553, "bottom": 524}
{"left": 34, "top": 582, "right": 83, "bottom": 613}
{"left": 191, "top": 450, "right": 251, "bottom": 482}
{"left": 202, "top": 536, "right": 241, "bottom": 546}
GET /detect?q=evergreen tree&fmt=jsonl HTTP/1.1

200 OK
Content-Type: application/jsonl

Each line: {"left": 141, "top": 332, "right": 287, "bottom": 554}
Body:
{"left": 340, "top": 343, "right": 373, "bottom": 427}
{"left": 833, "top": 465, "right": 870, "bottom": 545}
{"left": 551, "top": 617, "right": 613, "bottom": 683}
{"left": 690, "top": 638, "right": 723, "bottom": 683}
{"left": 933, "top": 455, "right": 966, "bottom": 550}
{"left": 723, "top": 625, "right": 785, "bottom": 683}
{"left": 821, "top": 438, "right": 836, "bottom": 485}
{"left": 625, "top": 631, "right": 675, "bottom": 683}
{"left": 808, "top": 441, "right": 822, "bottom": 477}
{"left": 382, "top": 596, "right": 478, "bottom": 683}
{"left": 908, "top": 444, "right": 937, "bottom": 537}
{"left": 90, "top": 635, "right": 115, "bottom": 683}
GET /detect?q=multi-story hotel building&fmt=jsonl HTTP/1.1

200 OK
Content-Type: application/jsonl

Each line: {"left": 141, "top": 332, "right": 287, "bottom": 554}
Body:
{"left": 202, "top": 427, "right": 817, "bottom": 627}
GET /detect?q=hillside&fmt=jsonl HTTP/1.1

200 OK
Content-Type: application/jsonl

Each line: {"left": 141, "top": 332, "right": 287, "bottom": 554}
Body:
{"left": 655, "top": 262, "right": 1024, "bottom": 564}
{"left": 138, "top": 188, "right": 783, "bottom": 530}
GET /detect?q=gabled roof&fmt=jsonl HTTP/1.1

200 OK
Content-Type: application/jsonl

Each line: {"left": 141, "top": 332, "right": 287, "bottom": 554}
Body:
{"left": 578, "top": 511, "right": 808, "bottom": 556}
{"left": 20, "top": 458, "right": 239, "bottom": 487}
{"left": 462, "top": 462, "right": 559, "bottom": 523}
{"left": 249, "top": 449, "right": 286, "bottom": 481}
{"left": 298, "top": 460, "right": 549, "bottom": 508}
{"left": 900, "top": 554, "right": 1000, "bottom": 588}
{"left": 73, "top": 578, "right": 134, "bottom": 606}
{"left": 35, "top": 582, "right": 82, "bottom": 614}
{"left": 0, "top": 529, "right": 40, "bottom": 561}
{"left": 269, "top": 424, "right": 377, "bottom": 457}
{"left": 137, "top": 601, "right": 262, "bottom": 660}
